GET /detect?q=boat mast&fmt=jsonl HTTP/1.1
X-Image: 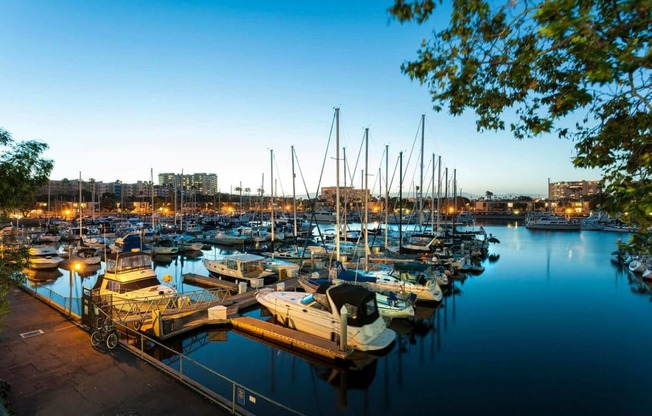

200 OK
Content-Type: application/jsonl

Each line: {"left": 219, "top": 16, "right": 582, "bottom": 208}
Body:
{"left": 151, "top": 168, "right": 155, "bottom": 231}
{"left": 335, "top": 107, "right": 341, "bottom": 262}
{"left": 419, "top": 114, "right": 425, "bottom": 230}
{"left": 79, "top": 171, "right": 82, "bottom": 236}
{"left": 270, "top": 149, "right": 275, "bottom": 243}
{"left": 291, "top": 145, "right": 297, "bottom": 240}
{"left": 431, "top": 153, "right": 435, "bottom": 233}
{"left": 437, "top": 155, "right": 441, "bottom": 234}
{"left": 385, "top": 145, "right": 389, "bottom": 250}
{"left": 364, "top": 128, "right": 369, "bottom": 264}
{"left": 399, "top": 151, "right": 403, "bottom": 252}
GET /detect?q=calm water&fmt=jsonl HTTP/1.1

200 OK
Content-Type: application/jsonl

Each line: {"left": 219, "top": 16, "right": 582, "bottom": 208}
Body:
{"left": 28, "top": 224, "right": 652, "bottom": 415}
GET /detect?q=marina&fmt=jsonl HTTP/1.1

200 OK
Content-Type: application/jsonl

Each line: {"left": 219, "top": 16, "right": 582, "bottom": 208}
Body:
{"left": 10, "top": 221, "right": 652, "bottom": 415}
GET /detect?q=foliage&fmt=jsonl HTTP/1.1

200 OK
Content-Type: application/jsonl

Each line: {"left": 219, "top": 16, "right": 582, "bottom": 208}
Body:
{"left": 0, "top": 129, "right": 54, "bottom": 217}
{"left": 389, "top": 0, "right": 652, "bottom": 253}
{"left": 0, "top": 128, "right": 52, "bottom": 326}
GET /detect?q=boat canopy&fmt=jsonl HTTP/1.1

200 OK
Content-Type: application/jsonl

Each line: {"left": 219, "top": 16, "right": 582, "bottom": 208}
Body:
{"left": 105, "top": 251, "right": 152, "bottom": 273}
{"left": 326, "top": 284, "right": 379, "bottom": 327}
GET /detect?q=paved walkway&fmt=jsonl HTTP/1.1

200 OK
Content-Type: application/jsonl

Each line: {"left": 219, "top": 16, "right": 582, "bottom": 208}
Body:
{"left": 0, "top": 287, "right": 229, "bottom": 415}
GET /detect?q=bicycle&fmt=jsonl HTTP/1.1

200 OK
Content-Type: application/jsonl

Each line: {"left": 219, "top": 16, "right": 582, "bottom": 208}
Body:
{"left": 90, "top": 316, "right": 119, "bottom": 350}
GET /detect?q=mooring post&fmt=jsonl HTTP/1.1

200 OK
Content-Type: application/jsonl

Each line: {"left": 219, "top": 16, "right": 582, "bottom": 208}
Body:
{"left": 339, "top": 305, "right": 348, "bottom": 351}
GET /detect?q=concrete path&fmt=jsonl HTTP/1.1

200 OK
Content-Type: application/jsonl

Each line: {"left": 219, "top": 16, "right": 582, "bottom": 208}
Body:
{"left": 0, "top": 287, "right": 229, "bottom": 415}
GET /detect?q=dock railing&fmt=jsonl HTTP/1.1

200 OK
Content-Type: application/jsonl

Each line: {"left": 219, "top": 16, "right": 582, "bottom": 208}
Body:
{"left": 118, "top": 320, "right": 305, "bottom": 416}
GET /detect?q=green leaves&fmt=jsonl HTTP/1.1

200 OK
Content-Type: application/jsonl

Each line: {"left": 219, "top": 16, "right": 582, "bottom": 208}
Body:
{"left": 390, "top": 0, "right": 652, "bottom": 253}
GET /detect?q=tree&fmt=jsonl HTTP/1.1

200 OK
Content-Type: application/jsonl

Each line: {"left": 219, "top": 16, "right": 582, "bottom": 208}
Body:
{"left": 389, "top": 0, "right": 651, "bottom": 252}
{"left": 0, "top": 128, "right": 53, "bottom": 326}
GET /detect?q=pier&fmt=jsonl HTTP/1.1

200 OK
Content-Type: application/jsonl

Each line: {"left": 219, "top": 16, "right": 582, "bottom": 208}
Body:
{"left": 231, "top": 316, "right": 352, "bottom": 362}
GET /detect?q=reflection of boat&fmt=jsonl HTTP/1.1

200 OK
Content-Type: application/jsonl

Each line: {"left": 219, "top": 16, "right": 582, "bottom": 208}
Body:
{"left": 23, "top": 267, "right": 63, "bottom": 283}
{"left": 312, "top": 352, "right": 378, "bottom": 390}
{"left": 256, "top": 283, "right": 396, "bottom": 352}
{"left": 92, "top": 250, "right": 176, "bottom": 307}
{"left": 76, "top": 263, "right": 102, "bottom": 278}
{"left": 203, "top": 253, "right": 277, "bottom": 286}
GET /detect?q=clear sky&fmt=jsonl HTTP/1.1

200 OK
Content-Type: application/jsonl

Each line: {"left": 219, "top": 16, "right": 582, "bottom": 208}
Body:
{"left": 0, "top": 0, "right": 601, "bottom": 199}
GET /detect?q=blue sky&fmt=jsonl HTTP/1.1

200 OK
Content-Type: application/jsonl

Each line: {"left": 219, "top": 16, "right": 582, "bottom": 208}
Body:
{"left": 0, "top": 0, "right": 601, "bottom": 199}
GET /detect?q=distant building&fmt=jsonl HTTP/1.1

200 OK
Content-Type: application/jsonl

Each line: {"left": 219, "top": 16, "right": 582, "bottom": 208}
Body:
{"left": 158, "top": 173, "right": 218, "bottom": 195}
{"left": 320, "top": 186, "right": 370, "bottom": 206}
{"left": 549, "top": 180, "right": 601, "bottom": 200}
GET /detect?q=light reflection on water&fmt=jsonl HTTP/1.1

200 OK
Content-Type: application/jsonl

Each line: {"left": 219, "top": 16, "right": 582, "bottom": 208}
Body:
{"left": 26, "top": 225, "right": 652, "bottom": 415}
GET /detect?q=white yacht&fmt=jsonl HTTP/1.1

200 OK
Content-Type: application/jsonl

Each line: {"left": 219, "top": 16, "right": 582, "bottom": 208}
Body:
{"left": 256, "top": 283, "right": 396, "bottom": 352}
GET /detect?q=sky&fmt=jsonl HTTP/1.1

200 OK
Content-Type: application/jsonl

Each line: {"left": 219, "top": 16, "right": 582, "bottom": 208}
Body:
{"left": 0, "top": 0, "right": 601, "bottom": 199}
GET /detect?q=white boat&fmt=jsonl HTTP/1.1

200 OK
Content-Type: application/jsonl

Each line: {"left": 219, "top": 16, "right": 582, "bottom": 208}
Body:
{"left": 151, "top": 237, "right": 180, "bottom": 255}
{"left": 256, "top": 283, "right": 396, "bottom": 352}
{"left": 334, "top": 262, "right": 444, "bottom": 303}
{"left": 71, "top": 246, "right": 102, "bottom": 265}
{"left": 310, "top": 208, "right": 338, "bottom": 224}
{"left": 525, "top": 214, "right": 581, "bottom": 231}
{"left": 202, "top": 253, "right": 277, "bottom": 286}
{"left": 298, "top": 277, "right": 415, "bottom": 320}
{"left": 263, "top": 257, "right": 301, "bottom": 278}
{"left": 91, "top": 250, "right": 176, "bottom": 308}
{"left": 628, "top": 257, "right": 649, "bottom": 274}
{"left": 39, "top": 229, "right": 62, "bottom": 242}
{"left": 28, "top": 245, "right": 64, "bottom": 270}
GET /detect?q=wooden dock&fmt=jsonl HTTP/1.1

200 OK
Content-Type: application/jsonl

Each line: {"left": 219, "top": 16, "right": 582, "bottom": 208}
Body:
{"left": 230, "top": 316, "right": 352, "bottom": 361}
{"left": 182, "top": 273, "right": 239, "bottom": 291}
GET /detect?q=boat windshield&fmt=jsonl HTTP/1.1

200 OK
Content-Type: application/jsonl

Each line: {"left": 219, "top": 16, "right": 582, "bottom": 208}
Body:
{"left": 105, "top": 277, "right": 163, "bottom": 294}
{"left": 106, "top": 254, "right": 152, "bottom": 273}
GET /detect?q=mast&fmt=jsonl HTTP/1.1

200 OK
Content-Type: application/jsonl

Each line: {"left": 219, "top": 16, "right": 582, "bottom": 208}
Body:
{"left": 78, "top": 172, "right": 82, "bottom": 233}
{"left": 270, "top": 149, "right": 275, "bottom": 243}
{"left": 335, "top": 108, "right": 341, "bottom": 262}
{"left": 364, "top": 128, "right": 369, "bottom": 263}
{"left": 384, "top": 145, "right": 389, "bottom": 250}
{"left": 343, "top": 147, "right": 347, "bottom": 243}
{"left": 398, "top": 151, "right": 403, "bottom": 252}
{"left": 151, "top": 168, "right": 155, "bottom": 230}
{"left": 431, "top": 153, "right": 435, "bottom": 233}
{"left": 419, "top": 114, "right": 425, "bottom": 229}
{"left": 291, "top": 145, "right": 298, "bottom": 240}
{"left": 437, "top": 155, "right": 442, "bottom": 234}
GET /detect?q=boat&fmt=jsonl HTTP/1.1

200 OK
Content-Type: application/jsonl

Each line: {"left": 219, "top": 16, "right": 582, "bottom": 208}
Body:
{"left": 334, "top": 262, "right": 444, "bottom": 303}
{"left": 256, "top": 283, "right": 396, "bottom": 352}
{"left": 310, "top": 207, "right": 338, "bottom": 224}
{"left": 525, "top": 213, "right": 581, "bottom": 231}
{"left": 91, "top": 250, "right": 176, "bottom": 308}
{"left": 202, "top": 253, "right": 278, "bottom": 286}
{"left": 39, "top": 229, "right": 62, "bottom": 243}
{"left": 298, "top": 277, "right": 415, "bottom": 320}
{"left": 151, "top": 237, "right": 180, "bottom": 256}
{"left": 28, "top": 245, "right": 65, "bottom": 270}
{"left": 70, "top": 246, "right": 102, "bottom": 265}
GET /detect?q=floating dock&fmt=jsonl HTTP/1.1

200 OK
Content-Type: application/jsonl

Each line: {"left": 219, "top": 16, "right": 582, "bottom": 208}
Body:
{"left": 231, "top": 316, "right": 352, "bottom": 361}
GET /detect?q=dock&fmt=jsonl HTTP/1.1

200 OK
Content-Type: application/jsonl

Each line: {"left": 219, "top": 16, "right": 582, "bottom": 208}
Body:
{"left": 183, "top": 273, "right": 239, "bottom": 291}
{"left": 231, "top": 316, "right": 352, "bottom": 361}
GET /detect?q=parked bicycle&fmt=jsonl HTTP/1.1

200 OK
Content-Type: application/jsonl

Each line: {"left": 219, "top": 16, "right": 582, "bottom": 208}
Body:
{"left": 90, "top": 316, "right": 119, "bottom": 350}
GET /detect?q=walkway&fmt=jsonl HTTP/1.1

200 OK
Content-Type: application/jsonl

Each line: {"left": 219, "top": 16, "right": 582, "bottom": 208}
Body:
{"left": 0, "top": 287, "right": 230, "bottom": 415}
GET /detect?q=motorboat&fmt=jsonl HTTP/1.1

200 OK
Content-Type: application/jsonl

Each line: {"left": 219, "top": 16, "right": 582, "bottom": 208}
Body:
{"left": 202, "top": 253, "right": 277, "bottom": 286}
{"left": 151, "top": 237, "right": 180, "bottom": 256}
{"left": 298, "top": 277, "right": 415, "bottom": 320}
{"left": 333, "top": 262, "right": 444, "bottom": 303}
{"left": 256, "top": 283, "right": 396, "bottom": 352}
{"left": 91, "top": 250, "right": 176, "bottom": 308}
{"left": 28, "top": 245, "right": 64, "bottom": 270}
{"left": 525, "top": 214, "right": 581, "bottom": 231}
